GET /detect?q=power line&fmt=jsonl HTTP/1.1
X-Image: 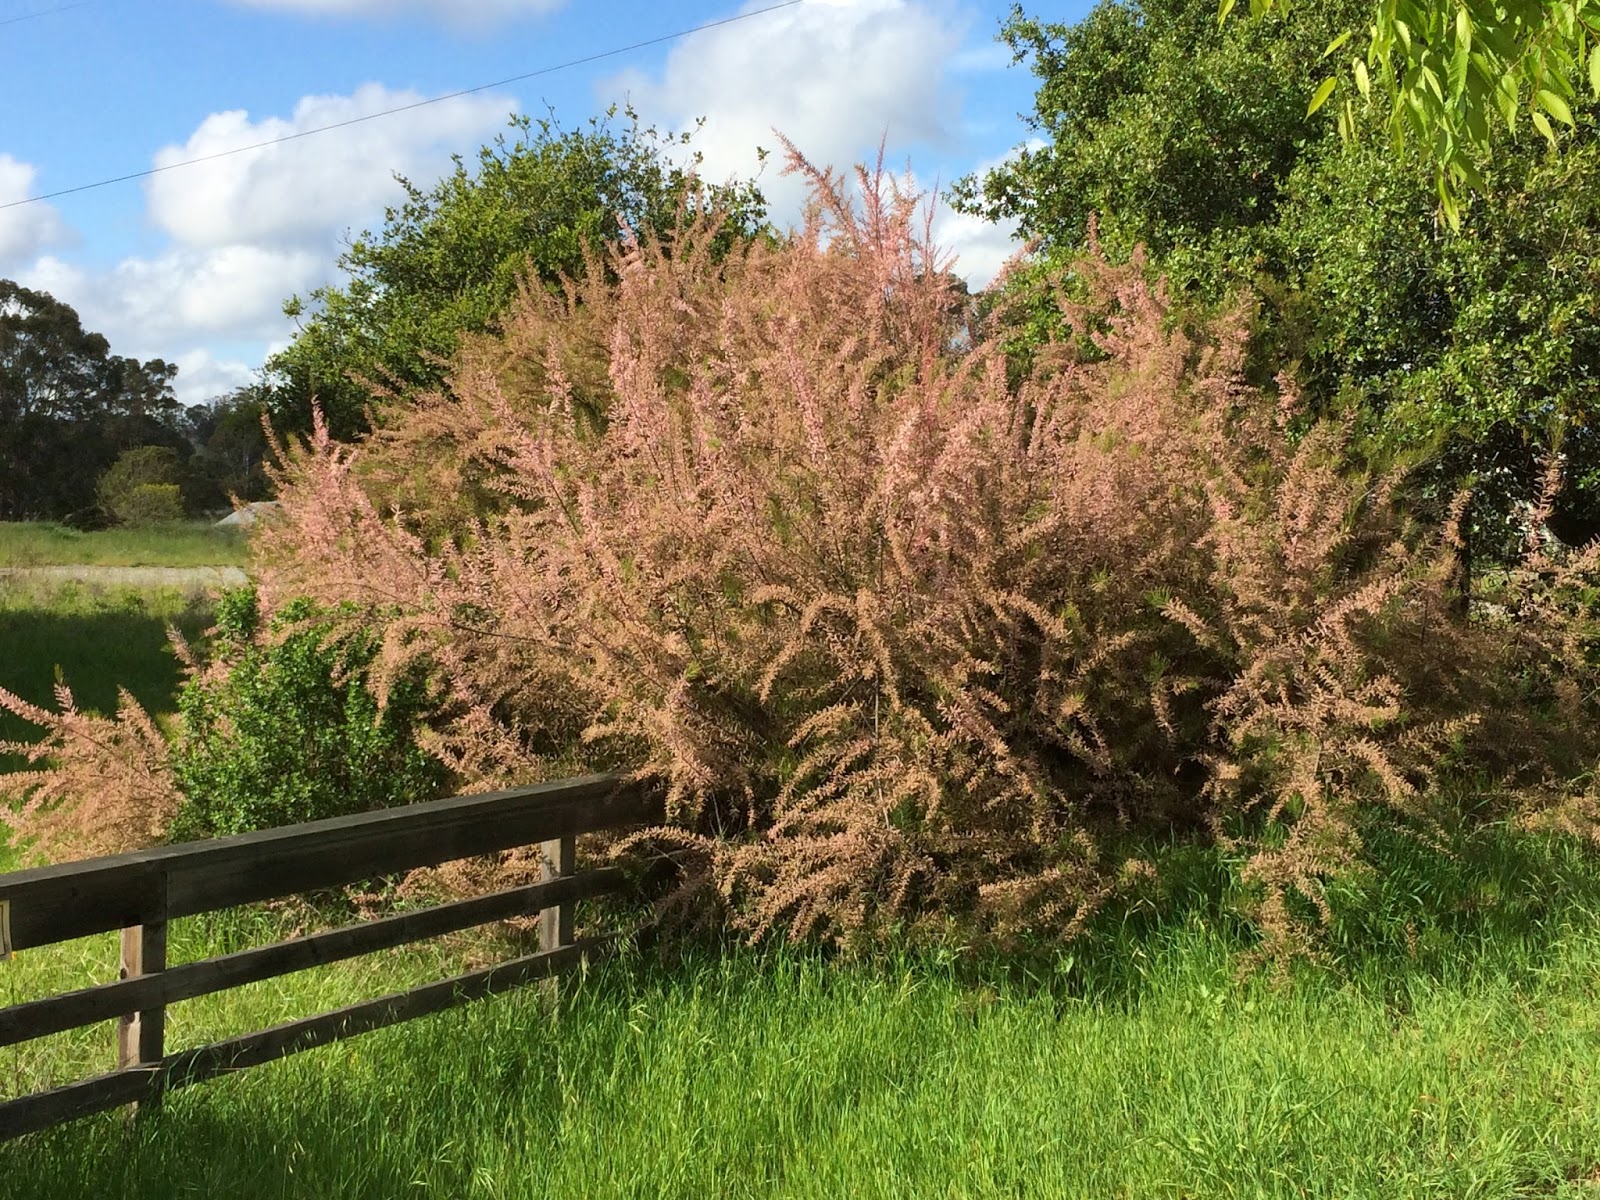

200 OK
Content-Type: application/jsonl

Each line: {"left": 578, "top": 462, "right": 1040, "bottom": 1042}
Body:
{"left": 1, "top": 0, "right": 805, "bottom": 211}
{"left": 0, "top": 0, "right": 97, "bottom": 28}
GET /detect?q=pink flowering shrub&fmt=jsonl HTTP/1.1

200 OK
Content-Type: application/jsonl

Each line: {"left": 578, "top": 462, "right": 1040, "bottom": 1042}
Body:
{"left": 244, "top": 148, "right": 1600, "bottom": 954}
{"left": 0, "top": 683, "right": 179, "bottom": 860}
{"left": 15, "top": 146, "right": 1597, "bottom": 956}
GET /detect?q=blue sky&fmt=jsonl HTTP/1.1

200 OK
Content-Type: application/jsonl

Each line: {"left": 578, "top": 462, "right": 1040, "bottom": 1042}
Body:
{"left": 0, "top": 0, "right": 1081, "bottom": 403}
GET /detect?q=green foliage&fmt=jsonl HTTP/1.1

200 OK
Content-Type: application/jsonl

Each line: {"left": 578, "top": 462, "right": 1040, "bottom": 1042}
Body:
{"left": 0, "top": 280, "right": 184, "bottom": 521}
{"left": 949, "top": 0, "right": 1366, "bottom": 261}
{"left": 265, "top": 109, "right": 768, "bottom": 440}
{"left": 956, "top": 0, "right": 1600, "bottom": 550}
{"left": 111, "top": 483, "right": 184, "bottom": 528}
{"left": 97, "top": 446, "right": 185, "bottom": 526}
{"left": 169, "top": 588, "right": 445, "bottom": 838}
{"left": 1264, "top": 124, "right": 1600, "bottom": 547}
{"left": 1236, "top": 0, "right": 1600, "bottom": 223}
{"left": 182, "top": 386, "right": 272, "bottom": 509}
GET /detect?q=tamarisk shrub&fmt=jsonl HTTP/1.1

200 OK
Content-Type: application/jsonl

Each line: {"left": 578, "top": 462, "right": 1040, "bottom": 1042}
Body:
{"left": 0, "top": 683, "right": 178, "bottom": 861}
{"left": 204, "top": 148, "right": 1600, "bottom": 953}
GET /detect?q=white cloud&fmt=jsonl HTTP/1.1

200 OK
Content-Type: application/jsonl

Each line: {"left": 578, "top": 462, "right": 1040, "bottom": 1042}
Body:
{"left": 607, "top": 0, "right": 966, "bottom": 221}
{"left": 227, "top": 0, "right": 564, "bottom": 25}
{"left": 13, "top": 82, "right": 518, "bottom": 402}
{"left": 930, "top": 138, "right": 1042, "bottom": 289}
{"left": 146, "top": 83, "right": 511, "bottom": 249}
{"left": 0, "top": 155, "right": 68, "bottom": 270}
{"left": 168, "top": 350, "right": 259, "bottom": 406}
{"left": 933, "top": 206, "right": 1021, "bottom": 290}
{"left": 23, "top": 248, "right": 303, "bottom": 401}
{"left": 108, "top": 246, "right": 322, "bottom": 344}
{"left": 16, "top": 255, "right": 85, "bottom": 304}
{"left": 24, "top": 245, "right": 318, "bottom": 352}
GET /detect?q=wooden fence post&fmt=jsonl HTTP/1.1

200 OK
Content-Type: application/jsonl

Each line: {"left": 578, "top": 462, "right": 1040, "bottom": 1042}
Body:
{"left": 538, "top": 836, "right": 575, "bottom": 1014}
{"left": 539, "top": 836, "right": 576, "bottom": 954}
{"left": 116, "top": 882, "right": 167, "bottom": 1114}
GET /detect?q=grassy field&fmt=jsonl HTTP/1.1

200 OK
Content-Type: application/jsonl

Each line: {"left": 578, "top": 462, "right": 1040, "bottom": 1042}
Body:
{"left": 3, "top": 535, "right": 1598, "bottom": 1196}
{"left": 0, "top": 833, "right": 1597, "bottom": 1198}
{"left": 0, "top": 522, "right": 248, "bottom": 569}
{"left": 0, "top": 579, "right": 214, "bottom": 759}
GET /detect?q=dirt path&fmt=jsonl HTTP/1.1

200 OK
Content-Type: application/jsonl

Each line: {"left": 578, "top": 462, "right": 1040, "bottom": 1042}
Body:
{"left": 0, "top": 565, "right": 248, "bottom": 588}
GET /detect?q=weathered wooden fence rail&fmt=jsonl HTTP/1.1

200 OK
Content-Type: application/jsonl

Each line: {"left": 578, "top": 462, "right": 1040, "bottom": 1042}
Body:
{"left": 0, "top": 772, "right": 659, "bottom": 1141}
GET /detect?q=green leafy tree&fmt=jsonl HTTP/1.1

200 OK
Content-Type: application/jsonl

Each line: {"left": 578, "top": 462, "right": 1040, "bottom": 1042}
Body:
{"left": 955, "top": 0, "right": 1600, "bottom": 551}
{"left": 183, "top": 385, "right": 272, "bottom": 509}
{"left": 170, "top": 588, "right": 445, "bottom": 838}
{"left": 1235, "top": 0, "right": 1600, "bottom": 223}
{"left": 1263, "top": 125, "right": 1600, "bottom": 547}
{"left": 267, "top": 109, "right": 768, "bottom": 439}
{"left": 951, "top": 1, "right": 1366, "bottom": 261}
{"left": 0, "top": 280, "right": 182, "bottom": 520}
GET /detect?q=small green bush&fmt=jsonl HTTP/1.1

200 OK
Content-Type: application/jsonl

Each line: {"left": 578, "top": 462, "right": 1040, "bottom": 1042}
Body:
{"left": 113, "top": 483, "right": 184, "bottom": 527}
{"left": 98, "top": 446, "right": 184, "bottom": 526}
{"left": 170, "top": 588, "right": 446, "bottom": 839}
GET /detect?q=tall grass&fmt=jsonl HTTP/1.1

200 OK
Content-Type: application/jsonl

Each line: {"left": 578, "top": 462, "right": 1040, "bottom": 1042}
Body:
{"left": 1, "top": 831, "right": 1597, "bottom": 1199}
{"left": 3, "top": 932, "right": 1600, "bottom": 1199}
{"left": 0, "top": 904, "right": 498, "bottom": 1105}
{"left": 0, "top": 522, "right": 247, "bottom": 569}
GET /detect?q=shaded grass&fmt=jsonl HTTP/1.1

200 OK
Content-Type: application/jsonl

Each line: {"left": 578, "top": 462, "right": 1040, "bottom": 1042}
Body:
{"left": 0, "top": 903, "right": 500, "bottom": 1105}
{"left": 0, "top": 831, "right": 1598, "bottom": 1198}
{"left": 0, "top": 580, "right": 214, "bottom": 758}
{"left": 3, "top": 931, "right": 1600, "bottom": 1199}
{"left": 0, "top": 522, "right": 247, "bottom": 569}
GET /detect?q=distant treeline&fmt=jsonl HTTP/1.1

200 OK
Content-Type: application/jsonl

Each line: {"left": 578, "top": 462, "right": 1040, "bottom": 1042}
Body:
{"left": 0, "top": 280, "right": 269, "bottom": 523}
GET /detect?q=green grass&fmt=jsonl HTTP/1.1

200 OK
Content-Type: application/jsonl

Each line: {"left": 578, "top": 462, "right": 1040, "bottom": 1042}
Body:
{"left": 0, "top": 564, "right": 1594, "bottom": 1197}
{"left": 0, "top": 904, "right": 491, "bottom": 1100}
{"left": 0, "top": 580, "right": 214, "bottom": 759}
{"left": 1, "top": 833, "right": 1599, "bottom": 1199}
{"left": 3, "top": 932, "right": 1600, "bottom": 1198}
{"left": 0, "top": 522, "right": 247, "bottom": 569}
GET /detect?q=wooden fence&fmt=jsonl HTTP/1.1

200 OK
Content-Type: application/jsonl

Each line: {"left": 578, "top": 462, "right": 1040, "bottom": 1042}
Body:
{"left": 0, "top": 773, "right": 658, "bottom": 1141}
